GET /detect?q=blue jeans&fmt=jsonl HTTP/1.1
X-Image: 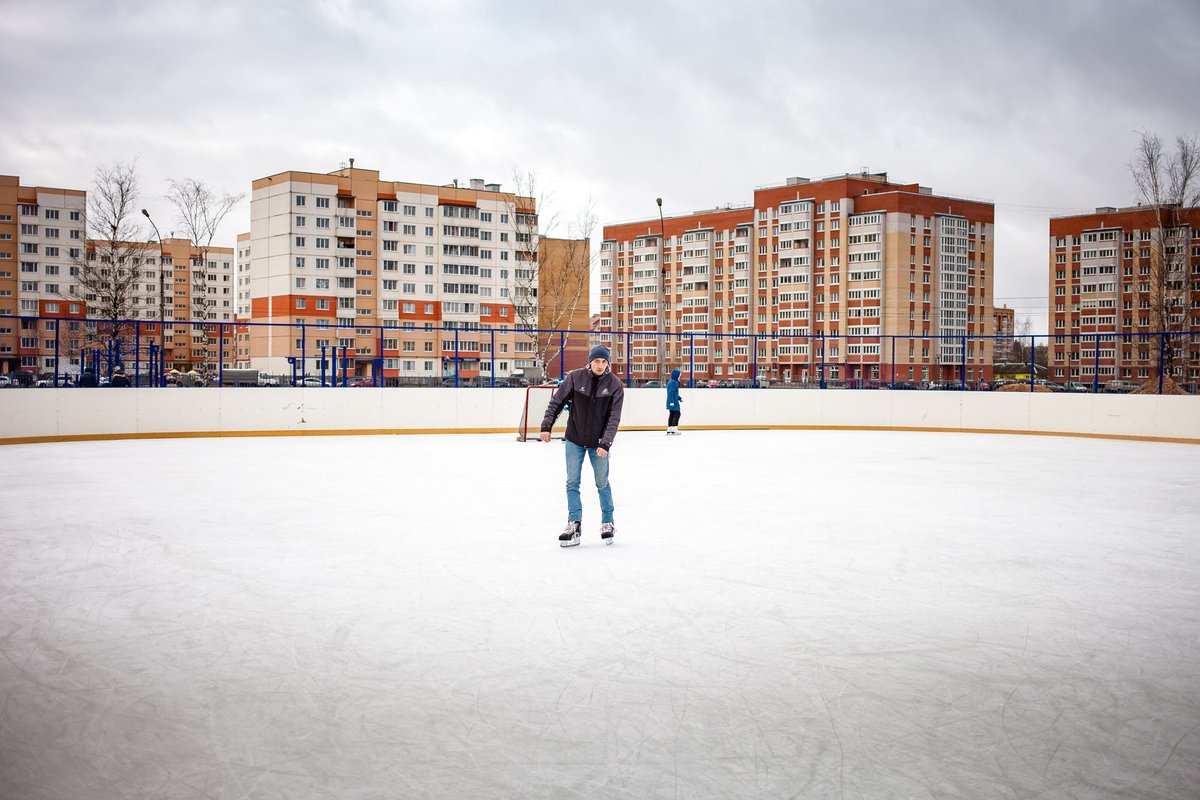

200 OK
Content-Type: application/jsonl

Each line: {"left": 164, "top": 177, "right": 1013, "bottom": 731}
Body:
{"left": 564, "top": 440, "right": 614, "bottom": 523}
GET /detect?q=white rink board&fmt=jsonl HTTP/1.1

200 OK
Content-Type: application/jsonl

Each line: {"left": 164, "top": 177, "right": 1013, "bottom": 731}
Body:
{"left": 1, "top": 387, "right": 1199, "bottom": 444}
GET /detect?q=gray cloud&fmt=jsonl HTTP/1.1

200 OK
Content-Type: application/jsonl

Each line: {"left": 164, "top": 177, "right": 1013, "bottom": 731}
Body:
{"left": 2, "top": 0, "right": 1198, "bottom": 329}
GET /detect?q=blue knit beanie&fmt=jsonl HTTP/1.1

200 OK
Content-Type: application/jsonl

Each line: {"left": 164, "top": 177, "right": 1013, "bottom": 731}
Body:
{"left": 588, "top": 345, "right": 611, "bottom": 363}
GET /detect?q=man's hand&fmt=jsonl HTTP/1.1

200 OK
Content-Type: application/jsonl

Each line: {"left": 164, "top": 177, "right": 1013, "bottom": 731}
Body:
{"left": 597, "top": 447, "right": 608, "bottom": 458}
{"left": 539, "top": 431, "right": 551, "bottom": 443}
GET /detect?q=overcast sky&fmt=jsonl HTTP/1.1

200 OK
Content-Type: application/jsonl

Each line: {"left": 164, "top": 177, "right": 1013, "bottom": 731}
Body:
{"left": 3, "top": 0, "right": 1198, "bottom": 330}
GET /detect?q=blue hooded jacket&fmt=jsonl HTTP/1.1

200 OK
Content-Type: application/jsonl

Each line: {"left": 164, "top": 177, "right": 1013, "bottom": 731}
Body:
{"left": 666, "top": 369, "right": 681, "bottom": 410}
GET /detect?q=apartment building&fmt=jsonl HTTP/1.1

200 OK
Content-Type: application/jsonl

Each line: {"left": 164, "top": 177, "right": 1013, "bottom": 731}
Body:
{"left": 146, "top": 238, "right": 236, "bottom": 371}
{"left": 536, "top": 236, "right": 592, "bottom": 376}
{"left": 993, "top": 304, "right": 1015, "bottom": 362}
{"left": 599, "top": 172, "right": 995, "bottom": 384}
{"left": 235, "top": 231, "right": 252, "bottom": 367}
{"left": 0, "top": 174, "right": 236, "bottom": 377}
{"left": 1048, "top": 205, "right": 1200, "bottom": 386}
{"left": 0, "top": 176, "right": 86, "bottom": 376}
{"left": 246, "top": 166, "right": 537, "bottom": 382}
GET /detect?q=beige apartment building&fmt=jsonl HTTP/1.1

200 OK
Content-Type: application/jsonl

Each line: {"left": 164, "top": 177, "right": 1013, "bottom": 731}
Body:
{"left": 1048, "top": 205, "right": 1200, "bottom": 387}
{"left": 246, "top": 166, "right": 541, "bottom": 382}
{"left": 599, "top": 172, "right": 995, "bottom": 385}
{"left": 993, "top": 304, "right": 1016, "bottom": 363}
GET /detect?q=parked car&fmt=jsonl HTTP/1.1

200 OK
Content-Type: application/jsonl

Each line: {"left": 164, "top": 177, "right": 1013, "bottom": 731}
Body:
{"left": 641, "top": 380, "right": 663, "bottom": 388}
{"left": 257, "top": 374, "right": 280, "bottom": 387}
{"left": 886, "top": 380, "right": 922, "bottom": 390}
{"left": 1062, "top": 381, "right": 1093, "bottom": 393}
{"left": 0, "top": 375, "right": 12, "bottom": 388}
{"left": 294, "top": 376, "right": 327, "bottom": 387}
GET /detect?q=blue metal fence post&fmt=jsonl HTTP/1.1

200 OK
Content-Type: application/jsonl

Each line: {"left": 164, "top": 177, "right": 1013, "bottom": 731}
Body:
{"left": 132, "top": 321, "right": 139, "bottom": 386}
{"left": 1093, "top": 334, "right": 1100, "bottom": 394}
{"left": 1029, "top": 335, "right": 1036, "bottom": 391}
{"left": 626, "top": 332, "right": 632, "bottom": 384}
{"left": 559, "top": 331, "right": 566, "bottom": 380}
{"left": 218, "top": 323, "right": 225, "bottom": 387}
{"left": 300, "top": 320, "right": 307, "bottom": 383}
{"left": 321, "top": 345, "right": 329, "bottom": 385}
{"left": 454, "top": 328, "right": 460, "bottom": 387}
{"left": 890, "top": 335, "right": 896, "bottom": 389}
{"left": 820, "top": 332, "right": 826, "bottom": 389}
{"left": 1158, "top": 332, "right": 1165, "bottom": 395}
{"left": 378, "top": 325, "right": 385, "bottom": 387}
{"left": 54, "top": 319, "right": 61, "bottom": 385}
{"left": 752, "top": 335, "right": 759, "bottom": 387}
{"left": 342, "top": 346, "right": 348, "bottom": 387}
{"left": 490, "top": 328, "right": 496, "bottom": 388}
{"left": 689, "top": 333, "right": 695, "bottom": 387}
{"left": 961, "top": 334, "right": 967, "bottom": 390}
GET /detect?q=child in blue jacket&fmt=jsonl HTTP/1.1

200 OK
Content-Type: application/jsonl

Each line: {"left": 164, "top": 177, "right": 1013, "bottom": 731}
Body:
{"left": 666, "top": 368, "right": 682, "bottom": 435}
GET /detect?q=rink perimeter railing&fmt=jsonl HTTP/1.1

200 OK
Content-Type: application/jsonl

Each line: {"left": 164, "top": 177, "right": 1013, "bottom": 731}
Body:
{"left": 1, "top": 313, "right": 1198, "bottom": 395}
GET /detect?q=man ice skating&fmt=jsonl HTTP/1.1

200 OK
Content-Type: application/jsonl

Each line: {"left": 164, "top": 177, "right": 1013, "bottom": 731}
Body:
{"left": 540, "top": 344, "right": 624, "bottom": 547}
{"left": 666, "top": 368, "right": 682, "bottom": 435}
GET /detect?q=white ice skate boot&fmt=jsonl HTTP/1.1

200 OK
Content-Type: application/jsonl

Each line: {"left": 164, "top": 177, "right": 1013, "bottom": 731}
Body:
{"left": 600, "top": 522, "right": 615, "bottom": 545}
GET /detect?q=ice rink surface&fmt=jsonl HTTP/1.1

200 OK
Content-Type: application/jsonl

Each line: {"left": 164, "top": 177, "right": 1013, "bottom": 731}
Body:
{"left": 1, "top": 429, "right": 1199, "bottom": 799}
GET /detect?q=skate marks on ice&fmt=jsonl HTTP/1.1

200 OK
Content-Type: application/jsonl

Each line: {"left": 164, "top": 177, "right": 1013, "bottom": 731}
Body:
{"left": 0, "top": 431, "right": 1198, "bottom": 798}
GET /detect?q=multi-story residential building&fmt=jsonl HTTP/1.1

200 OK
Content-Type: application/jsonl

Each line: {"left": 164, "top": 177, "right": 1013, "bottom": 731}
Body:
{"left": 234, "top": 231, "right": 252, "bottom": 367}
{"left": 599, "top": 172, "right": 995, "bottom": 385}
{"left": 1048, "top": 205, "right": 1200, "bottom": 387}
{"left": 0, "top": 175, "right": 87, "bottom": 376}
{"left": 0, "top": 174, "right": 235, "bottom": 377}
{"left": 535, "top": 236, "right": 592, "bottom": 376}
{"left": 246, "top": 166, "right": 537, "bottom": 382}
{"left": 146, "top": 238, "right": 236, "bottom": 371}
{"left": 993, "top": 304, "right": 1016, "bottom": 362}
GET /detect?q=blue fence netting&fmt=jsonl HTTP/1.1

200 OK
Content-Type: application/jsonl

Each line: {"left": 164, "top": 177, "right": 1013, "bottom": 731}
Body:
{"left": 0, "top": 313, "right": 1196, "bottom": 395}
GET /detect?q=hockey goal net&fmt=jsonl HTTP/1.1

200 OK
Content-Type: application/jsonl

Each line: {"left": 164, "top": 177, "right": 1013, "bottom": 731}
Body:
{"left": 517, "top": 384, "right": 567, "bottom": 441}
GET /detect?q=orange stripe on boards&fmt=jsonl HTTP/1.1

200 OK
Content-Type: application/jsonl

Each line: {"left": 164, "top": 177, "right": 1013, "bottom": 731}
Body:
{"left": 0, "top": 426, "right": 1196, "bottom": 447}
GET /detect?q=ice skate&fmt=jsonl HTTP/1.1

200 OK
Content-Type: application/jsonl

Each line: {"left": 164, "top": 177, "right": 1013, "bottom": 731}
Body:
{"left": 559, "top": 520, "right": 581, "bottom": 547}
{"left": 600, "top": 522, "right": 615, "bottom": 545}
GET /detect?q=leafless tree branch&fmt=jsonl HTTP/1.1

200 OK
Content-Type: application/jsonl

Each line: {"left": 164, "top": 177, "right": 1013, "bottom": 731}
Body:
{"left": 166, "top": 178, "right": 244, "bottom": 372}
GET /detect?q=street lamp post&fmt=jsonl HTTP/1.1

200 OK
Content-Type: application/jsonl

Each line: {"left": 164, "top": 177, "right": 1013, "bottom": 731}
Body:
{"left": 142, "top": 209, "right": 166, "bottom": 386}
{"left": 656, "top": 197, "right": 666, "bottom": 382}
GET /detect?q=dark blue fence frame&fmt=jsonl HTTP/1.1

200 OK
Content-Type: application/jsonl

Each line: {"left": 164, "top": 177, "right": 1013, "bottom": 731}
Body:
{"left": 1, "top": 313, "right": 1196, "bottom": 394}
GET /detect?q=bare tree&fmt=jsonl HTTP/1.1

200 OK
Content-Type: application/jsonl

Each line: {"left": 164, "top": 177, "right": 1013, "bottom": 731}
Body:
{"left": 66, "top": 161, "right": 145, "bottom": 363}
{"left": 504, "top": 170, "right": 595, "bottom": 380}
{"left": 1129, "top": 131, "right": 1200, "bottom": 382}
{"left": 1009, "top": 315, "right": 1046, "bottom": 368}
{"left": 166, "top": 178, "right": 244, "bottom": 372}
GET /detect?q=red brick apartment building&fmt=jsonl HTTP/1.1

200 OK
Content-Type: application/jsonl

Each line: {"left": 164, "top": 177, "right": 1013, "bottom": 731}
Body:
{"left": 1048, "top": 205, "right": 1200, "bottom": 387}
{"left": 598, "top": 172, "right": 995, "bottom": 385}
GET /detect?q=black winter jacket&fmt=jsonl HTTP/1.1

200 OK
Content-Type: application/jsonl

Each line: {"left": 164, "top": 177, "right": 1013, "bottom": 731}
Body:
{"left": 541, "top": 368, "right": 625, "bottom": 450}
